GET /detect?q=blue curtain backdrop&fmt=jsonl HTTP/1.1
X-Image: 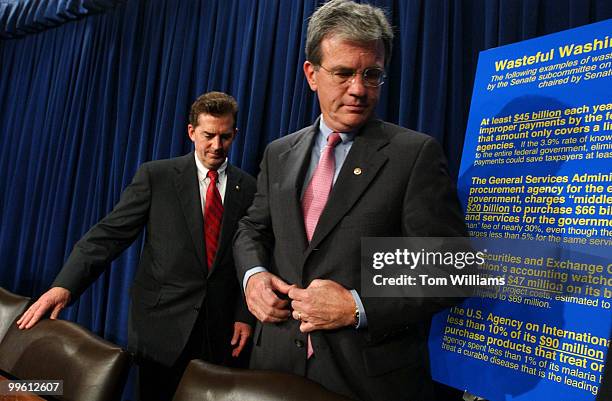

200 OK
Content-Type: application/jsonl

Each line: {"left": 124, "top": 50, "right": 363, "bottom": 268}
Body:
{"left": 0, "top": 0, "right": 126, "bottom": 38}
{"left": 1, "top": 0, "right": 611, "bottom": 398}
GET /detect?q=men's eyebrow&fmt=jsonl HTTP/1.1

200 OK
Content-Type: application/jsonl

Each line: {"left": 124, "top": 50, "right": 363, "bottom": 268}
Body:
{"left": 325, "top": 65, "right": 383, "bottom": 71}
{"left": 324, "top": 65, "right": 354, "bottom": 71}
{"left": 202, "top": 130, "right": 233, "bottom": 135}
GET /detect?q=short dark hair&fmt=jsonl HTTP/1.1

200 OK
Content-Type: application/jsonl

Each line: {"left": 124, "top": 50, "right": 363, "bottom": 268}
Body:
{"left": 189, "top": 91, "right": 238, "bottom": 127}
{"left": 305, "top": 0, "right": 394, "bottom": 66}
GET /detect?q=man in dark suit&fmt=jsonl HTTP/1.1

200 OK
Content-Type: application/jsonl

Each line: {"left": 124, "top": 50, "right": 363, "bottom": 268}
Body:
{"left": 17, "top": 92, "right": 257, "bottom": 401}
{"left": 233, "top": 1, "right": 466, "bottom": 400}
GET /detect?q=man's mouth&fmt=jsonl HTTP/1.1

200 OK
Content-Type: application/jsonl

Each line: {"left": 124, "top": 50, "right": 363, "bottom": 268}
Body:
{"left": 344, "top": 104, "right": 367, "bottom": 112}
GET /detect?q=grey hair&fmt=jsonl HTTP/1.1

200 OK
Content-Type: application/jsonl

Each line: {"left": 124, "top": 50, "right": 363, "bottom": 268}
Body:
{"left": 305, "top": 0, "right": 394, "bottom": 66}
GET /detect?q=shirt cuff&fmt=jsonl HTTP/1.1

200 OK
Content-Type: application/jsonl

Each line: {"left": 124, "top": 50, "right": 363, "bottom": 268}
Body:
{"left": 350, "top": 289, "right": 367, "bottom": 329}
{"left": 243, "top": 266, "right": 268, "bottom": 292}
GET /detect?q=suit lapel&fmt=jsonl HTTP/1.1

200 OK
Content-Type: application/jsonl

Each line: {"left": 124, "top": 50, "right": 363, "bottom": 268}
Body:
{"left": 277, "top": 123, "right": 318, "bottom": 253}
{"left": 174, "top": 153, "right": 206, "bottom": 270}
{"left": 209, "top": 164, "right": 243, "bottom": 276}
{"left": 307, "top": 120, "right": 389, "bottom": 253}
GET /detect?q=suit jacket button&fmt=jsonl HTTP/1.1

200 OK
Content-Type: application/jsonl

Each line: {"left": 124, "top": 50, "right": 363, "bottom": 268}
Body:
{"left": 294, "top": 339, "right": 304, "bottom": 348}
{"left": 193, "top": 306, "right": 200, "bottom": 312}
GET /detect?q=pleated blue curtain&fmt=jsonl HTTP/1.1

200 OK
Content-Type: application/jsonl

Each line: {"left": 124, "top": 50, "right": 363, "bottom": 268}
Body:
{"left": 0, "top": 1, "right": 611, "bottom": 397}
{"left": 0, "top": 0, "right": 124, "bottom": 38}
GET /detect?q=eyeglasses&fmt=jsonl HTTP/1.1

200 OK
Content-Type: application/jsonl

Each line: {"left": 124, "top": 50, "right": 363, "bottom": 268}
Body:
{"left": 317, "top": 65, "right": 386, "bottom": 87}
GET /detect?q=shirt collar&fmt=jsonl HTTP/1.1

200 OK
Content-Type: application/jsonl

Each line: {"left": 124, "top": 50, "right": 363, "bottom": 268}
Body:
{"left": 319, "top": 115, "right": 355, "bottom": 144}
{"left": 194, "top": 153, "right": 228, "bottom": 182}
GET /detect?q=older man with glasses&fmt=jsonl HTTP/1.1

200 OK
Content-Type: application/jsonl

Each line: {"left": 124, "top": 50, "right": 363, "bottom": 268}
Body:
{"left": 233, "top": 1, "right": 467, "bottom": 400}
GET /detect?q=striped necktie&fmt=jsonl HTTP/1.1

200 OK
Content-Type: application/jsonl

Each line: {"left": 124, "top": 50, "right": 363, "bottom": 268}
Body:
{"left": 204, "top": 170, "right": 223, "bottom": 270}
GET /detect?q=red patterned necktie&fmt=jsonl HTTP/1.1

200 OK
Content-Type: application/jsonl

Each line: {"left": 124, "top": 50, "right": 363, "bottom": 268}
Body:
{"left": 301, "top": 132, "right": 342, "bottom": 358}
{"left": 204, "top": 170, "right": 223, "bottom": 270}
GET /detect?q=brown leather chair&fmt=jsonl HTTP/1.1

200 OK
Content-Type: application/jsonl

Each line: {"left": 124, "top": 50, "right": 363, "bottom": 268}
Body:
{"left": 0, "top": 318, "right": 131, "bottom": 401}
{"left": 0, "top": 286, "right": 30, "bottom": 342}
{"left": 172, "top": 359, "right": 351, "bottom": 401}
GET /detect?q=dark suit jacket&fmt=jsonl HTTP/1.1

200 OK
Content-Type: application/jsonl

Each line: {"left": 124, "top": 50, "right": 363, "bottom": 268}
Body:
{"left": 597, "top": 345, "right": 611, "bottom": 401}
{"left": 233, "top": 118, "right": 466, "bottom": 401}
{"left": 54, "top": 152, "right": 256, "bottom": 367}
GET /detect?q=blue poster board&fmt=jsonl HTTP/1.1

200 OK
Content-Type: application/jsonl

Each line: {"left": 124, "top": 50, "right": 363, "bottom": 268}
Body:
{"left": 429, "top": 19, "right": 612, "bottom": 401}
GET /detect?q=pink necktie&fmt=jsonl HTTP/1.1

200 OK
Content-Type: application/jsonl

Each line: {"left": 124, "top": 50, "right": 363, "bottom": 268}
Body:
{"left": 204, "top": 170, "right": 223, "bottom": 270}
{"left": 302, "top": 132, "right": 342, "bottom": 242}
{"left": 301, "top": 132, "right": 342, "bottom": 358}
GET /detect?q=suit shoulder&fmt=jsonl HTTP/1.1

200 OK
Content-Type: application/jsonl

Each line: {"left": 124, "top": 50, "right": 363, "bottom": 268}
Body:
{"left": 140, "top": 154, "right": 191, "bottom": 171}
{"left": 366, "top": 121, "right": 446, "bottom": 166}
{"left": 265, "top": 125, "right": 314, "bottom": 154}
{"left": 132, "top": 154, "right": 192, "bottom": 183}
{"left": 376, "top": 120, "right": 435, "bottom": 147}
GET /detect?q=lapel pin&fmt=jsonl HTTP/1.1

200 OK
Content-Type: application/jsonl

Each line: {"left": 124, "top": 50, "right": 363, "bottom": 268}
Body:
{"left": 235, "top": 185, "right": 240, "bottom": 191}
{"left": 353, "top": 167, "right": 362, "bottom": 176}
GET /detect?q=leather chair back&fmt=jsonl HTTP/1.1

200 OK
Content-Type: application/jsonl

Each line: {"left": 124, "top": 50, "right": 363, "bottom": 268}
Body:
{"left": 0, "top": 286, "right": 30, "bottom": 342}
{"left": 0, "top": 318, "right": 131, "bottom": 401}
{"left": 172, "top": 359, "right": 351, "bottom": 401}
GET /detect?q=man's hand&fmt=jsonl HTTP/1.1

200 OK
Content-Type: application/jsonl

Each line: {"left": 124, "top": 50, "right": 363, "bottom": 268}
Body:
{"left": 230, "top": 321, "right": 252, "bottom": 357}
{"left": 245, "top": 272, "right": 293, "bottom": 323}
{"left": 289, "top": 279, "right": 356, "bottom": 333}
{"left": 16, "top": 287, "right": 71, "bottom": 329}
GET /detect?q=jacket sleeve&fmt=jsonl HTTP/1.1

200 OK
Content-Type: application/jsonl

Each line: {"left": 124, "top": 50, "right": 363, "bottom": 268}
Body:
{"left": 232, "top": 171, "right": 259, "bottom": 326}
{"left": 232, "top": 146, "right": 275, "bottom": 284}
{"left": 53, "top": 164, "right": 151, "bottom": 299}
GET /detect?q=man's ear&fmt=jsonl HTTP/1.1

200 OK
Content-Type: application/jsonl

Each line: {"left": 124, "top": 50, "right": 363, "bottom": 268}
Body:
{"left": 187, "top": 124, "right": 196, "bottom": 143}
{"left": 303, "top": 61, "right": 318, "bottom": 91}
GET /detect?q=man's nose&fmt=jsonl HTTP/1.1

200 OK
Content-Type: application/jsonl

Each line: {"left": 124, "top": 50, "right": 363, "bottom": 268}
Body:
{"left": 347, "top": 73, "right": 367, "bottom": 96}
{"left": 210, "top": 136, "right": 222, "bottom": 150}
